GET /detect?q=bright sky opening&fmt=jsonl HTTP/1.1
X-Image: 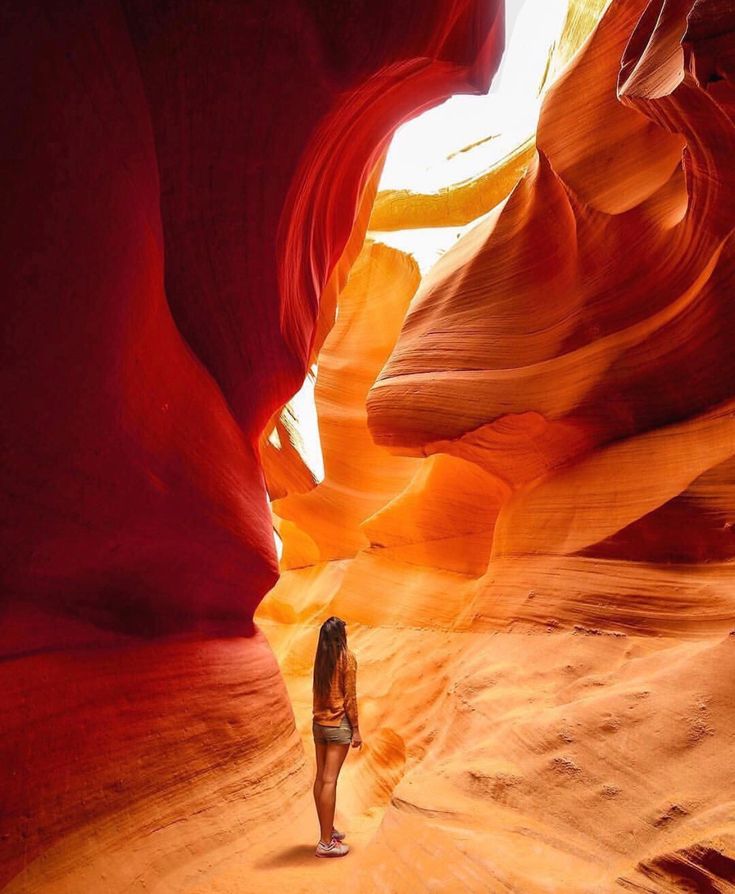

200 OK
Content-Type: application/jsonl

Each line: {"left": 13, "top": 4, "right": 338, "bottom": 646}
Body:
{"left": 374, "top": 0, "right": 570, "bottom": 272}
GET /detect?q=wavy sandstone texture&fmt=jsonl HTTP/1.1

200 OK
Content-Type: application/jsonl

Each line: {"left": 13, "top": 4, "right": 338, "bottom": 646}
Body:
{"left": 0, "top": 1, "right": 504, "bottom": 891}
{"left": 5, "top": 0, "right": 735, "bottom": 891}
{"left": 256, "top": 1, "right": 735, "bottom": 892}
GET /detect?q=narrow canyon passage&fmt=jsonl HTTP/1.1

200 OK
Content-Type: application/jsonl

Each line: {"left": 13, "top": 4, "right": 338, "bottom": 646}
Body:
{"left": 252, "top": 615, "right": 735, "bottom": 893}
{"left": 252, "top": 0, "right": 735, "bottom": 888}
{"left": 3, "top": 0, "right": 735, "bottom": 892}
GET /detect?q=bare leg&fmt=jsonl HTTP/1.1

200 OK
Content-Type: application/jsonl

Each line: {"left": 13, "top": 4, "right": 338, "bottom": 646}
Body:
{"left": 317, "top": 743, "right": 349, "bottom": 843}
{"left": 313, "top": 739, "right": 326, "bottom": 833}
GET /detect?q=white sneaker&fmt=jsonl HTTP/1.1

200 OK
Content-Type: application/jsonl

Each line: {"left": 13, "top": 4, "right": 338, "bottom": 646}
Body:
{"left": 315, "top": 836, "right": 349, "bottom": 857}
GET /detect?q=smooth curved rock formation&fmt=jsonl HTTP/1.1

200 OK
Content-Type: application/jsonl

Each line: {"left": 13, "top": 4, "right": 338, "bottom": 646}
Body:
{"left": 361, "top": 0, "right": 735, "bottom": 632}
{"left": 274, "top": 240, "right": 422, "bottom": 567}
{"left": 1, "top": 1, "right": 503, "bottom": 890}
{"left": 258, "top": 1, "right": 735, "bottom": 891}
{"left": 6, "top": 0, "right": 735, "bottom": 890}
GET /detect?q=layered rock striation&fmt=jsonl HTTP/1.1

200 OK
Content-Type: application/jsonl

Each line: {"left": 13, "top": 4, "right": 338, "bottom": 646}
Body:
{"left": 5, "top": 0, "right": 735, "bottom": 889}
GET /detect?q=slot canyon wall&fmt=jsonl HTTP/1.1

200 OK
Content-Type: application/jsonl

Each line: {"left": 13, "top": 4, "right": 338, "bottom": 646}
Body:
{"left": 259, "top": 0, "right": 735, "bottom": 891}
{"left": 3, "top": 2, "right": 735, "bottom": 894}
{"left": 0, "top": 1, "right": 503, "bottom": 891}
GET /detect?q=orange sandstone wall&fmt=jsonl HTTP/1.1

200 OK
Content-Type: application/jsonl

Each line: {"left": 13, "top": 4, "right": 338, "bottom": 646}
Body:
{"left": 260, "top": 1, "right": 735, "bottom": 890}
{"left": 366, "top": 0, "right": 735, "bottom": 632}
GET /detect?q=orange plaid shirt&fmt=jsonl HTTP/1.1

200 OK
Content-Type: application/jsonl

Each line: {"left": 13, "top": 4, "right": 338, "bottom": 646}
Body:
{"left": 313, "top": 649, "right": 359, "bottom": 728}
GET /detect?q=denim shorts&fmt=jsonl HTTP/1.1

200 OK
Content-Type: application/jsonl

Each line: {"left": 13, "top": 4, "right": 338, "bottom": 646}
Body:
{"left": 312, "top": 714, "right": 352, "bottom": 745}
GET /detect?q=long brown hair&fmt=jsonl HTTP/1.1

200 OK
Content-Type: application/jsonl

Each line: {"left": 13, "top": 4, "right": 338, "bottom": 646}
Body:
{"left": 313, "top": 616, "right": 347, "bottom": 700}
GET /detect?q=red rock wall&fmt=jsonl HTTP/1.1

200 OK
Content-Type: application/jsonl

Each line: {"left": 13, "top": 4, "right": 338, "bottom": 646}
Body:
{"left": 0, "top": 1, "right": 503, "bottom": 889}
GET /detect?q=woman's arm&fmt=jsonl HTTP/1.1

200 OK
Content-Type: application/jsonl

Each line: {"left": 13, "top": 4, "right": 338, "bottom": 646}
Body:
{"left": 343, "top": 650, "right": 360, "bottom": 736}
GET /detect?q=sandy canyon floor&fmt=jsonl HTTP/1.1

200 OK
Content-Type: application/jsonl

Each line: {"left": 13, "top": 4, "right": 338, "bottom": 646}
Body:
{"left": 181, "top": 580, "right": 735, "bottom": 894}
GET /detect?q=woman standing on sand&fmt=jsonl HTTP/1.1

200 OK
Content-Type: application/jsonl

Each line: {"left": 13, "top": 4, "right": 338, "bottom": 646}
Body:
{"left": 312, "top": 616, "right": 362, "bottom": 857}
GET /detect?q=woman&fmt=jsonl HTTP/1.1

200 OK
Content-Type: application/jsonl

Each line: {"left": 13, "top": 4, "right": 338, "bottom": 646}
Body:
{"left": 312, "top": 615, "right": 362, "bottom": 857}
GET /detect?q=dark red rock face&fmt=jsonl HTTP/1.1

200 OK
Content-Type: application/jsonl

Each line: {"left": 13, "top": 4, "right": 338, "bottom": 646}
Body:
{"left": 1, "top": 0, "right": 502, "bottom": 633}
{"left": 0, "top": 1, "right": 502, "bottom": 888}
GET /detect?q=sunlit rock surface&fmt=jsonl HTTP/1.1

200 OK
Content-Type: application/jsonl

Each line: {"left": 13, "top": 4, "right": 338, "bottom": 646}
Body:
{"left": 258, "top": 1, "right": 735, "bottom": 891}
{"left": 0, "top": 1, "right": 503, "bottom": 891}
{"left": 273, "top": 241, "right": 422, "bottom": 567}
